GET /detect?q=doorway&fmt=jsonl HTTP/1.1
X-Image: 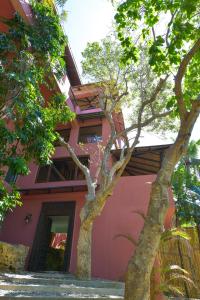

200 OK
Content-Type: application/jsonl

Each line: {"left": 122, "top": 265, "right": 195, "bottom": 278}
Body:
{"left": 28, "top": 201, "right": 75, "bottom": 272}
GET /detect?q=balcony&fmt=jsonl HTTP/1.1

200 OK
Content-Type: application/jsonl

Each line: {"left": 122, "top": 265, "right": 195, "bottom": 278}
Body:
{"left": 70, "top": 84, "right": 103, "bottom": 117}
{"left": 36, "top": 157, "right": 89, "bottom": 183}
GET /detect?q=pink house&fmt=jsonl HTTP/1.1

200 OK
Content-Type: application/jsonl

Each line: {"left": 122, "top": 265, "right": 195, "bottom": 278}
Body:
{"left": 0, "top": 0, "right": 175, "bottom": 281}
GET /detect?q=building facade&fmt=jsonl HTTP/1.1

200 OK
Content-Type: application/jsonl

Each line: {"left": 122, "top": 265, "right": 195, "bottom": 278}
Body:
{"left": 0, "top": 0, "right": 175, "bottom": 281}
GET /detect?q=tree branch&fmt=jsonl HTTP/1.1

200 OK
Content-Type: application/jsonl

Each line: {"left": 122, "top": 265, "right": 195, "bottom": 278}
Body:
{"left": 152, "top": 27, "right": 156, "bottom": 42}
{"left": 117, "top": 75, "right": 170, "bottom": 136}
{"left": 166, "top": 10, "right": 177, "bottom": 47}
{"left": 0, "top": 86, "right": 23, "bottom": 119}
{"left": 107, "top": 136, "right": 129, "bottom": 184}
{"left": 58, "top": 137, "right": 96, "bottom": 201}
{"left": 174, "top": 38, "right": 200, "bottom": 120}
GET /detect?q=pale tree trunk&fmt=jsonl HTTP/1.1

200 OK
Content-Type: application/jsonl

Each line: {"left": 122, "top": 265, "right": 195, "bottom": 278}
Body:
{"left": 76, "top": 220, "right": 93, "bottom": 279}
{"left": 125, "top": 108, "right": 200, "bottom": 300}
{"left": 125, "top": 180, "right": 168, "bottom": 300}
{"left": 76, "top": 193, "right": 109, "bottom": 279}
{"left": 76, "top": 181, "right": 127, "bottom": 279}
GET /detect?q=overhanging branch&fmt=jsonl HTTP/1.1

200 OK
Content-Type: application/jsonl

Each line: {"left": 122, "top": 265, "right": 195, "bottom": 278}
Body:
{"left": 174, "top": 38, "right": 200, "bottom": 120}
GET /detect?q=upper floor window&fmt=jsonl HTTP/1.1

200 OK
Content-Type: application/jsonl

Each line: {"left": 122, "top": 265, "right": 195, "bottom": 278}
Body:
{"left": 54, "top": 129, "right": 70, "bottom": 147}
{"left": 5, "top": 169, "right": 18, "bottom": 184}
{"left": 79, "top": 125, "right": 102, "bottom": 144}
{"left": 36, "top": 157, "right": 88, "bottom": 183}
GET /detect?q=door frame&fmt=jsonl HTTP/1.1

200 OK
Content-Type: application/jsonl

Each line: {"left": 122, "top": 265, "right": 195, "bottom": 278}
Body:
{"left": 28, "top": 201, "right": 76, "bottom": 272}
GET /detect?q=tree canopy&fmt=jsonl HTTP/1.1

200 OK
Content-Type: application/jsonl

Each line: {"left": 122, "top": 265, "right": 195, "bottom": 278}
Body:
{"left": 115, "top": 0, "right": 200, "bottom": 116}
{"left": 0, "top": 1, "right": 74, "bottom": 220}
{"left": 114, "top": 0, "right": 200, "bottom": 225}
{"left": 82, "top": 36, "right": 177, "bottom": 135}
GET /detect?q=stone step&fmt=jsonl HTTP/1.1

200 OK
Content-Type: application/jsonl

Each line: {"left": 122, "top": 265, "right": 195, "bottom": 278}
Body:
{"left": 0, "top": 294, "right": 122, "bottom": 300}
{"left": 0, "top": 288, "right": 123, "bottom": 299}
{"left": 0, "top": 272, "right": 124, "bottom": 289}
{"left": 0, "top": 272, "right": 124, "bottom": 299}
{"left": 0, "top": 283, "right": 123, "bottom": 296}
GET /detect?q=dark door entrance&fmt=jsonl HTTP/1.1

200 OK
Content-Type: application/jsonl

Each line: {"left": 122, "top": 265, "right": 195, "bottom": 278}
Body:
{"left": 28, "top": 201, "right": 75, "bottom": 272}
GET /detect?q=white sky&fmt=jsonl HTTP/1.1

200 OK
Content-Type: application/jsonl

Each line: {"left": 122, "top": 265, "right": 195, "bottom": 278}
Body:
{"left": 63, "top": 1, "right": 199, "bottom": 147}
{"left": 64, "top": 0, "right": 114, "bottom": 73}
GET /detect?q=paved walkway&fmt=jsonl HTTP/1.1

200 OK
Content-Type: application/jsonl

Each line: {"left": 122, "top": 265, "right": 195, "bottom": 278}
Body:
{"left": 0, "top": 272, "right": 198, "bottom": 299}
{"left": 0, "top": 272, "right": 124, "bottom": 299}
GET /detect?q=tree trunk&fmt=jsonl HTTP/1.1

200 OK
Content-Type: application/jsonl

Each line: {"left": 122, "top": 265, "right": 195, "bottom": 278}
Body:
{"left": 125, "top": 181, "right": 169, "bottom": 300}
{"left": 76, "top": 220, "right": 93, "bottom": 279}
{"left": 124, "top": 107, "right": 199, "bottom": 300}
{"left": 75, "top": 189, "right": 115, "bottom": 279}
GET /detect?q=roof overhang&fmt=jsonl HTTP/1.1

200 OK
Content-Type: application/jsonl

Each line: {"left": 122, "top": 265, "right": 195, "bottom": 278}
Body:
{"left": 65, "top": 46, "right": 81, "bottom": 86}
{"left": 112, "top": 144, "right": 171, "bottom": 176}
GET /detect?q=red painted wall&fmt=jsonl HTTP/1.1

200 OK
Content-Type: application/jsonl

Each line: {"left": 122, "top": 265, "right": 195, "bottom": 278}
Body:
{"left": 0, "top": 175, "right": 174, "bottom": 281}
{"left": 16, "top": 116, "right": 110, "bottom": 189}
{"left": 0, "top": 0, "right": 15, "bottom": 32}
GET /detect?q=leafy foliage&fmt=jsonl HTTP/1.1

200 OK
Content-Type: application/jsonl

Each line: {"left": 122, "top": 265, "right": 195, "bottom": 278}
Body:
{"left": 55, "top": 0, "right": 68, "bottom": 8}
{"left": 116, "top": 226, "right": 194, "bottom": 296}
{"left": 43, "top": 0, "right": 68, "bottom": 8}
{"left": 0, "top": 182, "right": 21, "bottom": 223}
{"left": 115, "top": 0, "right": 200, "bottom": 112}
{"left": 82, "top": 35, "right": 177, "bottom": 134}
{"left": 0, "top": 2, "right": 74, "bottom": 220}
{"left": 172, "top": 140, "right": 200, "bottom": 225}
{"left": 159, "top": 264, "right": 196, "bottom": 297}
{"left": 160, "top": 228, "right": 190, "bottom": 243}
{"left": 154, "top": 228, "right": 195, "bottom": 297}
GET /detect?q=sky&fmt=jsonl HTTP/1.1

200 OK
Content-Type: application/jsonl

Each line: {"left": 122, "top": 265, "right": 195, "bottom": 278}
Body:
{"left": 64, "top": 0, "right": 114, "bottom": 73}
{"left": 63, "top": 1, "right": 199, "bottom": 147}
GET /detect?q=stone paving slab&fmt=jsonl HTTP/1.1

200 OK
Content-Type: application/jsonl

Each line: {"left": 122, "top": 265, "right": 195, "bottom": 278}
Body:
{"left": 0, "top": 295, "right": 122, "bottom": 300}
{"left": 0, "top": 272, "right": 124, "bottom": 299}
{"left": 0, "top": 272, "right": 199, "bottom": 299}
{"left": 0, "top": 283, "right": 123, "bottom": 296}
{"left": 0, "top": 273, "right": 123, "bottom": 289}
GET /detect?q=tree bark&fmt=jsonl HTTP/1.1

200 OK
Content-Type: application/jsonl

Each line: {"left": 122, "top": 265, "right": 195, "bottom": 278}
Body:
{"left": 125, "top": 181, "right": 169, "bottom": 300}
{"left": 75, "top": 177, "right": 125, "bottom": 279}
{"left": 76, "top": 220, "right": 93, "bottom": 279}
{"left": 125, "top": 107, "right": 200, "bottom": 300}
{"left": 75, "top": 194, "right": 109, "bottom": 279}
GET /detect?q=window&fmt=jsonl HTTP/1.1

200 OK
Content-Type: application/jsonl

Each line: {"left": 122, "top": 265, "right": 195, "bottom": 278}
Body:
{"left": 54, "top": 129, "right": 70, "bottom": 147}
{"left": 36, "top": 157, "right": 89, "bottom": 183}
{"left": 79, "top": 125, "right": 102, "bottom": 144}
{"left": 5, "top": 169, "right": 18, "bottom": 184}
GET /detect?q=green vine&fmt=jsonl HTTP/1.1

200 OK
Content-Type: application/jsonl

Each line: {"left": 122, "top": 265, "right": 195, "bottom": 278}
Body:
{"left": 0, "top": 1, "right": 74, "bottom": 220}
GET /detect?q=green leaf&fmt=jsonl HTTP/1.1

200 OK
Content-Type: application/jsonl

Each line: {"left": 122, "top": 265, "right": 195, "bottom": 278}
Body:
{"left": 0, "top": 1, "right": 75, "bottom": 219}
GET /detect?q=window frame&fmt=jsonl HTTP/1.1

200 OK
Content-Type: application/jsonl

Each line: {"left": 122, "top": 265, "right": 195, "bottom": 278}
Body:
{"left": 5, "top": 169, "right": 18, "bottom": 184}
{"left": 78, "top": 125, "right": 102, "bottom": 144}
